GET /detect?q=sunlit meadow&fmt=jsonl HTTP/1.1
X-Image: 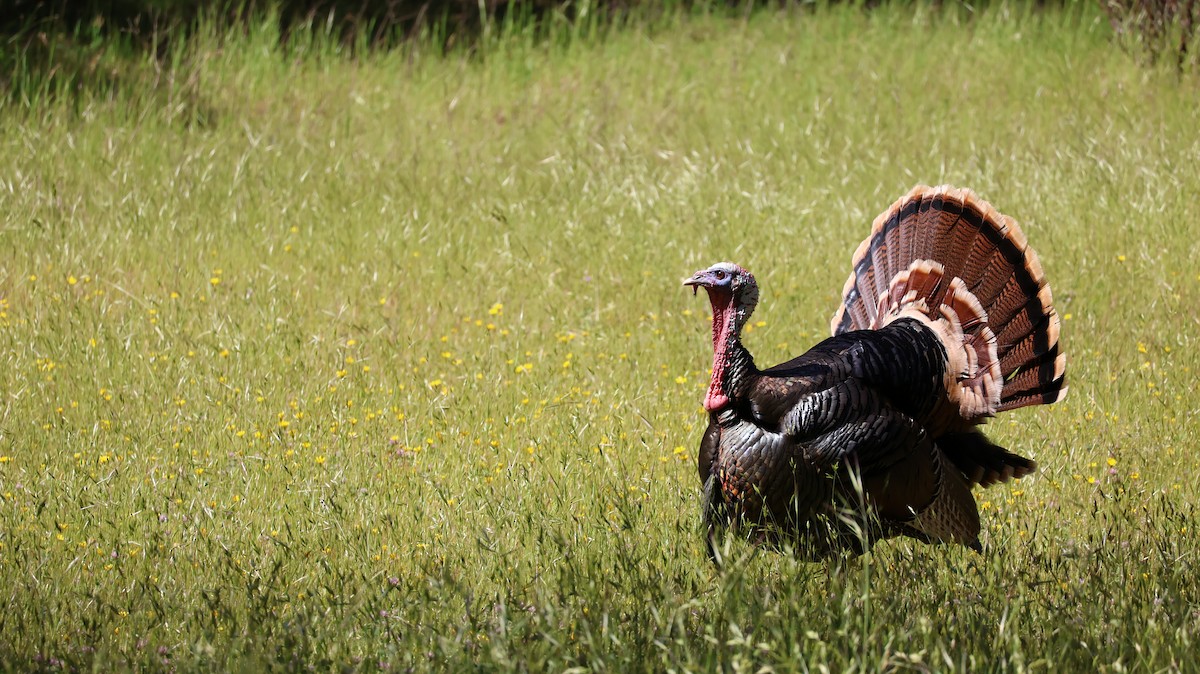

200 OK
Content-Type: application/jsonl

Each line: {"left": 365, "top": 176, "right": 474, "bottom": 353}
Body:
{"left": 1, "top": 2, "right": 1199, "bottom": 670}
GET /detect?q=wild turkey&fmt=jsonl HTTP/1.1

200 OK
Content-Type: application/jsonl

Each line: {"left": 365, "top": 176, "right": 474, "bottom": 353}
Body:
{"left": 684, "top": 185, "right": 1066, "bottom": 561}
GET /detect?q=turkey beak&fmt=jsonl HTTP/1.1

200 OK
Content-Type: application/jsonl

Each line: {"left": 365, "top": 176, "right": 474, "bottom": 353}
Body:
{"left": 683, "top": 272, "right": 706, "bottom": 296}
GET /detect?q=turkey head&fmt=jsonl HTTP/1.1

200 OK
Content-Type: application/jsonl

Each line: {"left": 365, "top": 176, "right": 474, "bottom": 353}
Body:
{"left": 683, "top": 262, "right": 759, "bottom": 412}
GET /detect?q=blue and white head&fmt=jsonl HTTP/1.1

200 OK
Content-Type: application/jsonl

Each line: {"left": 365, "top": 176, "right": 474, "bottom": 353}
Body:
{"left": 683, "top": 262, "right": 759, "bottom": 330}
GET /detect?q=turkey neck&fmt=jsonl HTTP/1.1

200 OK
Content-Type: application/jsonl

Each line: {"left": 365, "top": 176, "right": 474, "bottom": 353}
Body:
{"left": 705, "top": 289, "right": 756, "bottom": 412}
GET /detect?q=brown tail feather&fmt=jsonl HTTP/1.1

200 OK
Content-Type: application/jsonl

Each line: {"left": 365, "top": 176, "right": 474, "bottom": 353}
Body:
{"left": 1001, "top": 349, "right": 1067, "bottom": 399}
{"left": 997, "top": 310, "right": 1060, "bottom": 375}
{"left": 831, "top": 185, "right": 1067, "bottom": 421}
{"left": 989, "top": 280, "right": 1053, "bottom": 347}
{"left": 996, "top": 380, "right": 1067, "bottom": 413}
{"left": 882, "top": 202, "right": 909, "bottom": 296}
{"left": 998, "top": 346, "right": 1067, "bottom": 412}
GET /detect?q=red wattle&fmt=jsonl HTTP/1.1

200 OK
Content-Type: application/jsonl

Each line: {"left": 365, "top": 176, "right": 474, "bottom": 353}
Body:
{"left": 704, "top": 290, "right": 734, "bottom": 412}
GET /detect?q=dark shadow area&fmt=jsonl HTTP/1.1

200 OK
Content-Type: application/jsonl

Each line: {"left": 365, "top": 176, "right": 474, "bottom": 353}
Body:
{"left": 0, "top": 0, "right": 1119, "bottom": 110}
{"left": 0, "top": 0, "right": 650, "bottom": 108}
{"left": 1099, "top": 0, "right": 1198, "bottom": 72}
{"left": 2, "top": 1, "right": 179, "bottom": 108}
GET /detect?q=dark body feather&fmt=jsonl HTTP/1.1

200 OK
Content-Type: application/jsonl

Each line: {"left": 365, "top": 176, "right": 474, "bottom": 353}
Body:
{"left": 699, "top": 319, "right": 978, "bottom": 557}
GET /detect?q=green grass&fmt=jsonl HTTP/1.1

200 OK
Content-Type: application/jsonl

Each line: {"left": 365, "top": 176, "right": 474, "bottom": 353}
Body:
{"left": 2, "top": 2, "right": 1199, "bottom": 670}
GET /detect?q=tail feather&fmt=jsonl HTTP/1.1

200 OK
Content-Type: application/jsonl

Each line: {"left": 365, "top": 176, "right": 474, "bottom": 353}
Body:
{"left": 962, "top": 211, "right": 1020, "bottom": 304}
{"left": 969, "top": 223, "right": 1035, "bottom": 312}
{"left": 868, "top": 219, "right": 894, "bottom": 304}
{"left": 831, "top": 185, "right": 1067, "bottom": 422}
{"left": 837, "top": 274, "right": 871, "bottom": 334}
{"left": 1002, "top": 350, "right": 1067, "bottom": 398}
{"left": 988, "top": 273, "right": 1051, "bottom": 344}
{"left": 997, "top": 310, "right": 1060, "bottom": 375}
{"left": 882, "top": 201, "right": 909, "bottom": 296}
{"left": 915, "top": 192, "right": 950, "bottom": 265}
{"left": 995, "top": 309, "right": 1055, "bottom": 362}
{"left": 939, "top": 204, "right": 980, "bottom": 289}
{"left": 996, "top": 378, "right": 1067, "bottom": 413}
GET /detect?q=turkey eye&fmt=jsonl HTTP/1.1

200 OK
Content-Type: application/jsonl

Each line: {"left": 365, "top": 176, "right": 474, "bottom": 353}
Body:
{"left": 714, "top": 270, "right": 727, "bottom": 280}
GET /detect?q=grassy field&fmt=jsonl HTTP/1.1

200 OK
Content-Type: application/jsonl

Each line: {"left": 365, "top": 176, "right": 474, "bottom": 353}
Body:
{"left": 2, "top": 2, "right": 1199, "bottom": 670}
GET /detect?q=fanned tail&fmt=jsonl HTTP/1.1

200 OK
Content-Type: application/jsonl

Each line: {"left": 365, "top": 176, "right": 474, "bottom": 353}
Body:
{"left": 831, "top": 185, "right": 1067, "bottom": 422}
